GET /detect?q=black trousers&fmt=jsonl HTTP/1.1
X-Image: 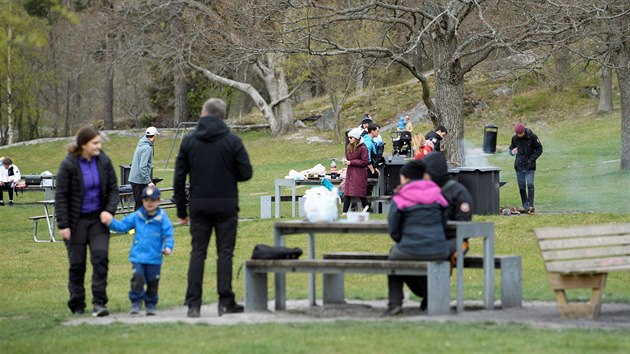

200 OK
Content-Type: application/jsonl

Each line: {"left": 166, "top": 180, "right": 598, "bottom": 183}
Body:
{"left": 64, "top": 213, "right": 110, "bottom": 311}
{"left": 185, "top": 211, "right": 238, "bottom": 307}
{"left": 130, "top": 182, "right": 148, "bottom": 210}
{"left": 387, "top": 246, "right": 447, "bottom": 307}
{"left": 0, "top": 184, "right": 13, "bottom": 201}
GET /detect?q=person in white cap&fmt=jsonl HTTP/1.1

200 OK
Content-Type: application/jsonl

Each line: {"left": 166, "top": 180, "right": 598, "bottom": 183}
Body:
{"left": 128, "top": 126, "right": 159, "bottom": 210}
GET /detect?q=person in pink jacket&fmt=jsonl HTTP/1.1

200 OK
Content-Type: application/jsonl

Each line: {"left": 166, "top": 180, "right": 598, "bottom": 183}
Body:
{"left": 342, "top": 127, "right": 369, "bottom": 213}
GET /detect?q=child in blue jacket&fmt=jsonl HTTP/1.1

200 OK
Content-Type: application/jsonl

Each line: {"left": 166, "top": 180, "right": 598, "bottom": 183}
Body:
{"left": 105, "top": 186, "right": 174, "bottom": 315}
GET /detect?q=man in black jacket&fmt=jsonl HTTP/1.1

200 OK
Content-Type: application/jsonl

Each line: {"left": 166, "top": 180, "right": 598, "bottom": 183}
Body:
{"left": 509, "top": 123, "right": 543, "bottom": 214}
{"left": 425, "top": 125, "right": 448, "bottom": 152}
{"left": 174, "top": 98, "right": 253, "bottom": 318}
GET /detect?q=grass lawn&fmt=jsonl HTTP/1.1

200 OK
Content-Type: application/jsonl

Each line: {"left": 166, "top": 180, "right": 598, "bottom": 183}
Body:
{"left": 2, "top": 92, "right": 630, "bottom": 352}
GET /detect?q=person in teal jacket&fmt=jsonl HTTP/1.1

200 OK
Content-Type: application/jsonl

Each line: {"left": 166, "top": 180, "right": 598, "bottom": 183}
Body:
{"left": 105, "top": 186, "right": 174, "bottom": 315}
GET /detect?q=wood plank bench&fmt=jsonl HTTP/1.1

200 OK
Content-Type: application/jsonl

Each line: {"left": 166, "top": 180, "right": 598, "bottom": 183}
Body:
{"left": 534, "top": 223, "right": 630, "bottom": 319}
{"left": 244, "top": 259, "right": 451, "bottom": 315}
{"left": 322, "top": 252, "right": 522, "bottom": 309}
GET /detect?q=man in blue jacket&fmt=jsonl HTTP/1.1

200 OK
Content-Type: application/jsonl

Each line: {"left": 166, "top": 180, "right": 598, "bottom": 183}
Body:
{"left": 129, "top": 126, "right": 159, "bottom": 210}
{"left": 174, "top": 98, "right": 253, "bottom": 318}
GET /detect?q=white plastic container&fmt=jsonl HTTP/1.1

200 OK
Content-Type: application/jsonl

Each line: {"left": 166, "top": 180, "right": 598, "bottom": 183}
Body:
{"left": 346, "top": 211, "right": 370, "bottom": 222}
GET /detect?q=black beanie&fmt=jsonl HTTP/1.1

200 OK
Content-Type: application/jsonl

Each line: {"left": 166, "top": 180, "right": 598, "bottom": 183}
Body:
{"left": 400, "top": 160, "right": 426, "bottom": 180}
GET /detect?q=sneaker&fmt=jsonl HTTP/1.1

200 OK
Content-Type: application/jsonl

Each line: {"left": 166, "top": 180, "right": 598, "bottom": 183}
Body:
{"left": 187, "top": 305, "right": 200, "bottom": 318}
{"left": 383, "top": 305, "right": 403, "bottom": 316}
{"left": 92, "top": 304, "right": 109, "bottom": 317}
{"left": 146, "top": 306, "right": 157, "bottom": 316}
{"left": 527, "top": 207, "right": 536, "bottom": 215}
{"left": 129, "top": 304, "right": 141, "bottom": 315}
{"left": 8, "top": 200, "right": 13, "bottom": 206}
{"left": 0, "top": 201, "right": 4, "bottom": 206}
{"left": 218, "top": 302, "right": 244, "bottom": 316}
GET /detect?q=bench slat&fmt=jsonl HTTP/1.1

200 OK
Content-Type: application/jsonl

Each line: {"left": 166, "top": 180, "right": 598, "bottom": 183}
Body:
{"left": 538, "top": 234, "right": 630, "bottom": 251}
{"left": 541, "top": 245, "right": 630, "bottom": 262}
{"left": 28, "top": 215, "right": 48, "bottom": 220}
{"left": 246, "top": 259, "right": 430, "bottom": 270}
{"left": 546, "top": 255, "right": 630, "bottom": 273}
{"left": 535, "top": 223, "right": 630, "bottom": 239}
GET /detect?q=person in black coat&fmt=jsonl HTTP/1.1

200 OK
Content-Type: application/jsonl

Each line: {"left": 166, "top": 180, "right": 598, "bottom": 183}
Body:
{"left": 174, "top": 98, "right": 253, "bottom": 318}
{"left": 423, "top": 152, "right": 474, "bottom": 262}
{"left": 384, "top": 160, "right": 449, "bottom": 316}
{"left": 425, "top": 125, "right": 448, "bottom": 152}
{"left": 55, "top": 126, "right": 119, "bottom": 316}
{"left": 509, "top": 123, "right": 543, "bottom": 213}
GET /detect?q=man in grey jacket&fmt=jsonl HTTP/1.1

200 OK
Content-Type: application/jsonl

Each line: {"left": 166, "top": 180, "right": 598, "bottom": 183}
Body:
{"left": 129, "top": 126, "right": 159, "bottom": 210}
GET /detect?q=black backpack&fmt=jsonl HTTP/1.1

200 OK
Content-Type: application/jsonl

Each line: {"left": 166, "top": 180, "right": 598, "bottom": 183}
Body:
{"left": 251, "top": 244, "right": 303, "bottom": 260}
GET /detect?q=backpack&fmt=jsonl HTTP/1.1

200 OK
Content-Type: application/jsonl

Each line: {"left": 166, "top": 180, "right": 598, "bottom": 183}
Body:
{"left": 251, "top": 244, "right": 303, "bottom": 260}
{"left": 373, "top": 143, "right": 385, "bottom": 167}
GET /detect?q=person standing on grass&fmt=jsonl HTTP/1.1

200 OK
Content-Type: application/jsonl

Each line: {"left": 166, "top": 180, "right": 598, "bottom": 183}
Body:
{"left": 55, "top": 126, "right": 118, "bottom": 317}
{"left": 128, "top": 126, "right": 159, "bottom": 210}
{"left": 509, "top": 123, "right": 543, "bottom": 214}
{"left": 103, "top": 185, "right": 174, "bottom": 316}
{"left": 174, "top": 98, "right": 253, "bottom": 318}
{"left": 385, "top": 159, "right": 449, "bottom": 316}
{"left": 342, "top": 127, "right": 370, "bottom": 213}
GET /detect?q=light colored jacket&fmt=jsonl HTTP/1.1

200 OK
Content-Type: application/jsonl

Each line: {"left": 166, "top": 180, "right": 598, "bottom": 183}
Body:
{"left": 128, "top": 136, "right": 153, "bottom": 184}
{"left": 0, "top": 163, "right": 21, "bottom": 185}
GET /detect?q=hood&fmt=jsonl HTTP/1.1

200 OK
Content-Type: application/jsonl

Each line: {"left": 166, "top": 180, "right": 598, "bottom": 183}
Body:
{"left": 137, "top": 136, "right": 154, "bottom": 148}
{"left": 393, "top": 180, "right": 448, "bottom": 209}
{"left": 193, "top": 115, "right": 230, "bottom": 142}
{"left": 423, "top": 152, "right": 449, "bottom": 186}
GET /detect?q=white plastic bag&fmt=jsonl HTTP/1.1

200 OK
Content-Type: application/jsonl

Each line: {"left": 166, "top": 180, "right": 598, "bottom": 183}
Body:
{"left": 303, "top": 186, "right": 340, "bottom": 223}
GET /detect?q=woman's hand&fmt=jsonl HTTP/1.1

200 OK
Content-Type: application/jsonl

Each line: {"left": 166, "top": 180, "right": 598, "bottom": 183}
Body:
{"left": 99, "top": 211, "right": 113, "bottom": 225}
{"left": 60, "top": 228, "right": 71, "bottom": 241}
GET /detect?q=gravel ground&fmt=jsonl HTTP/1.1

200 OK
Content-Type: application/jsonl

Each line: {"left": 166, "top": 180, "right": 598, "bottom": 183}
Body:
{"left": 64, "top": 300, "right": 630, "bottom": 330}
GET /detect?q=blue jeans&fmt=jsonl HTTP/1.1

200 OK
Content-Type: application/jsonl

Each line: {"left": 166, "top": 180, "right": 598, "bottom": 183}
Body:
{"left": 516, "top": 170, "right": 535, "bottom": 208}
{"left": 129, "top": 263, "right": 161, "bottom": 308}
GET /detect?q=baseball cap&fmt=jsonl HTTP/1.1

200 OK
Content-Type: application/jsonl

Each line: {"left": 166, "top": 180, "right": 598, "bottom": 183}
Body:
{"left": 141, "top": 185, "right": 161, "bottom": 200}
{"left": 146, "top": 126, "right": 160, "bottom": 136}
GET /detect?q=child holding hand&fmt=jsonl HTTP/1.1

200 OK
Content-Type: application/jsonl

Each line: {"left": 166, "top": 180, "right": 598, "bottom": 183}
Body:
{"left": 103, "top": 185, "right": 174, "bottom": 315}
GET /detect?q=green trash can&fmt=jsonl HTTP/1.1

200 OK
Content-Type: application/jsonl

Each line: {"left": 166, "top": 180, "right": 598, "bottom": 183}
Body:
{"left": 457, "top": 167, "right": 501, "bottom": 215}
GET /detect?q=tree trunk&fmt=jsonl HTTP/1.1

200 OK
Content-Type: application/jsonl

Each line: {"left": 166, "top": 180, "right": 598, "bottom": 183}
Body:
{"left": 553, "top": 46, "right": 571, "bottom": 91}
{"left": 257, "top": 54, "right": 294, "bottom": 136}
{"left": 6, "top": 23, "right": 15, "bottom": 145}
{"left": 173, "top": 57, "right": 189, "bottom": 126}
{"left": 598, "top": 64, "right": 614, "bottom": 114}
{"left": 615, "top": 64, "right": 630, "bottom": 170}
{"left": 189, "top": 63, "right": 278, "bottom": 133}
{"left": 431, "top": 15, "right": 465, "bottom": 166}
{"left": 103, "top": 42, "right": 114, "bottom": 130}
{"left": 355, "top": 63, "right": 364, "bottom": 93}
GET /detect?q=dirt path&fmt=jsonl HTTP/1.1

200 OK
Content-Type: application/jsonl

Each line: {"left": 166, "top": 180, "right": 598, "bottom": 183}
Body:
{"left": 64, "top": 300, "right": 630, "bottom": 330}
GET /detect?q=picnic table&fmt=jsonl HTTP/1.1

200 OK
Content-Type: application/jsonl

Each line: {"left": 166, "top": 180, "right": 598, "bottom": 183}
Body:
{"left": 270, "top": 219, "right": 496, "bottom": 313}
{"left": 30, "top": 200, "right": 57, "bottom": 242}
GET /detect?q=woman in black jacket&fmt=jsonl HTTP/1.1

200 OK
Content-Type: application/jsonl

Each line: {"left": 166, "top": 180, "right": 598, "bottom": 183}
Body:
{"left": 55, "top": 126, "right": 118, "bottom": 316}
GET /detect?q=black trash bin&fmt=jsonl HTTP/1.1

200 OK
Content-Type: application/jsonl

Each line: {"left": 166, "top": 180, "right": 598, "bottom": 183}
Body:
{"left": 483, "top": 124, "right": 498, "bottom": 154}
{"left": 457, "top": 167, "right": 501, "bottom": 215}
{"left": 119, "top": 164, "right": 131, "bottom": 185}
{"left": 380, "top": 155, "right": 407, "bottom": 195}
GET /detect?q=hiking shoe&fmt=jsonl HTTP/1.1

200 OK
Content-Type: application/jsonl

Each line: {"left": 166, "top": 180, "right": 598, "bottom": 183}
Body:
{"left": 92, "top": 304, "right": 109, "bottom": 317}
{"left": 129, "top": 304, "right": 141, "bottom": 315}
{"left": 8, "top": 201, "right": 13, "bottom": 206}
{"left": 527, "top": 207, "right": 536, "bottom": 215}
{"left": 146, "top": 306, "right": 157, "bottom": 316}
{"left": 0, "top": 201, "right": 4, "bottom": 206}
{"left": 383, "top": 305, "right": 403, "bottom": 316}
{"left": 187, "top": 305, "right": 200, "bottom": 318}
{"left": 218, "top": 303, "right": 244, "bottom": 316}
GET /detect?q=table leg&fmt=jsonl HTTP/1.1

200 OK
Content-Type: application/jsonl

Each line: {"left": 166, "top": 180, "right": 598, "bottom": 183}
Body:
{"left": 308, "top": 232, "right": 316, "bottom": 306}
{"left": 274, "top": 226, "right": 286, "bottom": 310}
{"left": 43, "top": 204, "right": 55, "bottom": 242}
{"left": 456, "top": 231, "right": 465, "bottom": 313}
{"left": 483, "top": 226, "right": 495, "bottom": 310}
{"left": 291, "top": 185, "right": 296, "bottom": 218}
{"left": 275, "top": 183, "right": 281, "bottom": 219}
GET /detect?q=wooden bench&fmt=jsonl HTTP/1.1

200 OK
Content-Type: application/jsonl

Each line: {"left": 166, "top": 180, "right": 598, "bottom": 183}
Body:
{"left": 534, "top": 223, "right": 630, "bottom": 319}
{"left": 244, "top": 259, "right": 451, "bottom": 315}
{"left": 322, "top": 252, "right": 522, "bottom": 309}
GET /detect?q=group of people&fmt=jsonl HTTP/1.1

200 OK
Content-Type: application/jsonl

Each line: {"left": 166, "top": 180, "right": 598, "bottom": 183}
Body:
{"left": 55, "top": 98, "right": 252, "bottom": 318}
